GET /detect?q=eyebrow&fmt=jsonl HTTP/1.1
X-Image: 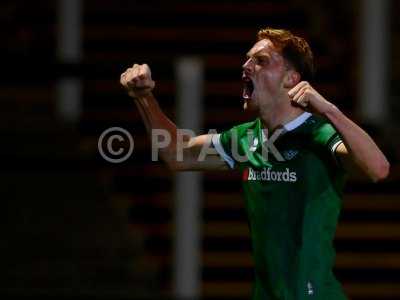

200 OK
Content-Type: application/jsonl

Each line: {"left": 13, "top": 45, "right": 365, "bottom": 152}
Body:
{"left": 246, "top": 50, "right": 270, "bottom": 58}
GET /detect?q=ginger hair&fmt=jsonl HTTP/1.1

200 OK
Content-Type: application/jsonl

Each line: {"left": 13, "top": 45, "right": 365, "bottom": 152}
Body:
{"left": 257, "top": 27, "right": 315, "bottom": 81}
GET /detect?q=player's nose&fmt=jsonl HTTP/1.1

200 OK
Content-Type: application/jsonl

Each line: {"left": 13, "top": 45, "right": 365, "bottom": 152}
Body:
{"left": 242, "top": 58, "right": 253, "bottom": 72}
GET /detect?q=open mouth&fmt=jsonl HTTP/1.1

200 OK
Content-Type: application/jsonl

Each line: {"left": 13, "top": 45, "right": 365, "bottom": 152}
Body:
{"left": 242, "top": 75, "right": 254, "bottom": 100}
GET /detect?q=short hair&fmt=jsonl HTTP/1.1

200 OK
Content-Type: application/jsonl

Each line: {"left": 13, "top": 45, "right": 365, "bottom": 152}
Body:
{"left": 257, "top": 27, "right": 315, "bottom": 81}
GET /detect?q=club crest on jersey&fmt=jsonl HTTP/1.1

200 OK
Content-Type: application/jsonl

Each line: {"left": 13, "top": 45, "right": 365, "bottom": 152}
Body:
{"left": 282, "top": 149, "right": 299, "bottom": 160}
{"left": 244, "top": 167, "right": 297, "bottom": 182}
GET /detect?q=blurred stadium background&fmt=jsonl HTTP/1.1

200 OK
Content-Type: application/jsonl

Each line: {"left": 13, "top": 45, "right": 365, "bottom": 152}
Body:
{"left": 1, "top": 0, "right": 400, "bottom": 299}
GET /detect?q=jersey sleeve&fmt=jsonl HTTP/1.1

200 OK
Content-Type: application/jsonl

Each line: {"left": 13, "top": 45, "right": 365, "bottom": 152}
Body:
{"left": 211, "top": 128, "right": 237, "bottom": 169}
{"left": 313, "top": 122, "right": 344, "bottom": 166}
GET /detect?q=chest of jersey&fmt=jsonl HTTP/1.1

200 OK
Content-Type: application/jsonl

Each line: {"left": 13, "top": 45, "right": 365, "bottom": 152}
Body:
{"left": 238, "top": 134, "right": 343, "bottom": 236}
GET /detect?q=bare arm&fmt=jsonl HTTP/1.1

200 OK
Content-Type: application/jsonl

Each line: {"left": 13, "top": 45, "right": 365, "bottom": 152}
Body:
{"left": 324, "top": 107, "right": 389, "bottom": 182}
{"left": 120, "top": 63, "right": 228, "bottom": 171}
{"left": 289, "top": 81, "right": 390, "bottom": 182}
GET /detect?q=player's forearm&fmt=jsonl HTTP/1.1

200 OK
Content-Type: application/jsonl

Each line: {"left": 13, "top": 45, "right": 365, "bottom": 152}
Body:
{"left": 324, "top": 105, "right": 390, "bottom": 182}
{"left": 134, "top": 93, "right": 176, "bottom": 135}
{"left": 121, "top": 64, "right": 202, "bottom": 170}
{"left": 133, "top": 93, "right": 192, "bottom": 169}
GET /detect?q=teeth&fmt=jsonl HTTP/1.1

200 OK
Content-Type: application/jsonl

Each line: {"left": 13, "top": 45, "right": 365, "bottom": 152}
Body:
{"left": 242, "top": 81, "right": 253, "bottom": 100}
{"left": 242, "top": 75, "right": 254, "bottom": 100}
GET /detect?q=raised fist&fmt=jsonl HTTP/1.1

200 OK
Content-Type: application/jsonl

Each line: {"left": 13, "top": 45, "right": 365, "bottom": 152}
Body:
{"left": 120, "top": 63, "right": 155, "bottom": 98}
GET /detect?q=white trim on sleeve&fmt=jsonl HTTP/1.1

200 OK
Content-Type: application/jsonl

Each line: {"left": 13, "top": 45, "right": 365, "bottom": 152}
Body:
{"left": 211, "top": 134, "right": 235, "bottom": 169}
{"left": 331, "top": 139, "right": 344, "bottom": 165}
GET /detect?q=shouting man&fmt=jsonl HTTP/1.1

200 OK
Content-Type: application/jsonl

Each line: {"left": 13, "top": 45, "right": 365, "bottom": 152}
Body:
{"left": 120, "top": 28, "right": 389, "bottom": 300}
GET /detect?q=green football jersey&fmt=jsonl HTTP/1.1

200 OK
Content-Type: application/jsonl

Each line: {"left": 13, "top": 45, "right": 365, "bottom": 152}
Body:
{"left": 212, "top": 112, "right": 348, "bottom": 300}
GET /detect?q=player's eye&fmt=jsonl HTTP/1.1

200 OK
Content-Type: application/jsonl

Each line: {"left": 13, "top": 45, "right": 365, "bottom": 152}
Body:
{"left": 256, "top": 57, "right": 269, "bottom": 65}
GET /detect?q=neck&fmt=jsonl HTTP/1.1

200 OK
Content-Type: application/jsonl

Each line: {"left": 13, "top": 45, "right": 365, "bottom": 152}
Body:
{"left": 259, "top": 97, "right": 305, "bottom": 131}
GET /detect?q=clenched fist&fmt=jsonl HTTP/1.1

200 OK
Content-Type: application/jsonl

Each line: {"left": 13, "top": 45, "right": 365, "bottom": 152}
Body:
{"left": 288, "top": 81, "right": 335, "bottom": 116}
{"left": 120, "top": 64, "right": 155, "bottom": 98}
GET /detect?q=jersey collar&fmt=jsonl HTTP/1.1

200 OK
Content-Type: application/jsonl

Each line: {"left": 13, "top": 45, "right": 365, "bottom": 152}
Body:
{"left": 283, "top": 112, "right": 312, "bottom": 132}
{"left": 260, "top": 112, "right": 312, "bottom": 141}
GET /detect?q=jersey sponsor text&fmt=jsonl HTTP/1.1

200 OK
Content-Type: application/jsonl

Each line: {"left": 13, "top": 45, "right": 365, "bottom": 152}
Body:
{"left": 246, "top": 167, "right": 297, "bottom": 182}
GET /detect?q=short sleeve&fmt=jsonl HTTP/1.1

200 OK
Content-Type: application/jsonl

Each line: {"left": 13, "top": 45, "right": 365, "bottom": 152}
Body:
{"left": 313, "top": 122, "right": 344, "bottom": 166}
{"left": 211, "top": 129, "right": 236, "bottom": 169}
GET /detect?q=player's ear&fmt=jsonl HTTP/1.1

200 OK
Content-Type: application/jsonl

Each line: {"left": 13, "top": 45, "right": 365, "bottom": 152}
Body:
{"left": 283, "top": 70, "right": 301, "bottom": 89}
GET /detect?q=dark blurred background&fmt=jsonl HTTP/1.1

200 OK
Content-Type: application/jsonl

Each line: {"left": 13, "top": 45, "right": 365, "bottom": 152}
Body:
{"left": 1, "top": 0, "right": 400, "bottom": 299}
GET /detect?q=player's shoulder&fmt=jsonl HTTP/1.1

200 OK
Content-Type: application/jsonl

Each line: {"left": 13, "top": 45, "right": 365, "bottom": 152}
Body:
{"left": 298, "top": 114, "right": 339, "bottom": 146}
{"left": 218, "top": 119, "right": 259, "bottom": 156}
{"left": 296, "top": 114, "right": 333, "bottom": 133}
{"left": 310, "top": 114, "right": 336, "bottom": 134}
{"left": 229, "top": 118, "right": 260, "bottom": 136}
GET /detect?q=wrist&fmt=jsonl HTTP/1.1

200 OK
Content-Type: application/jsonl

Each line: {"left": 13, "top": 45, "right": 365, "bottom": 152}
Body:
{"left": 132, "top": 92, "right": 152, "bottom": 107}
